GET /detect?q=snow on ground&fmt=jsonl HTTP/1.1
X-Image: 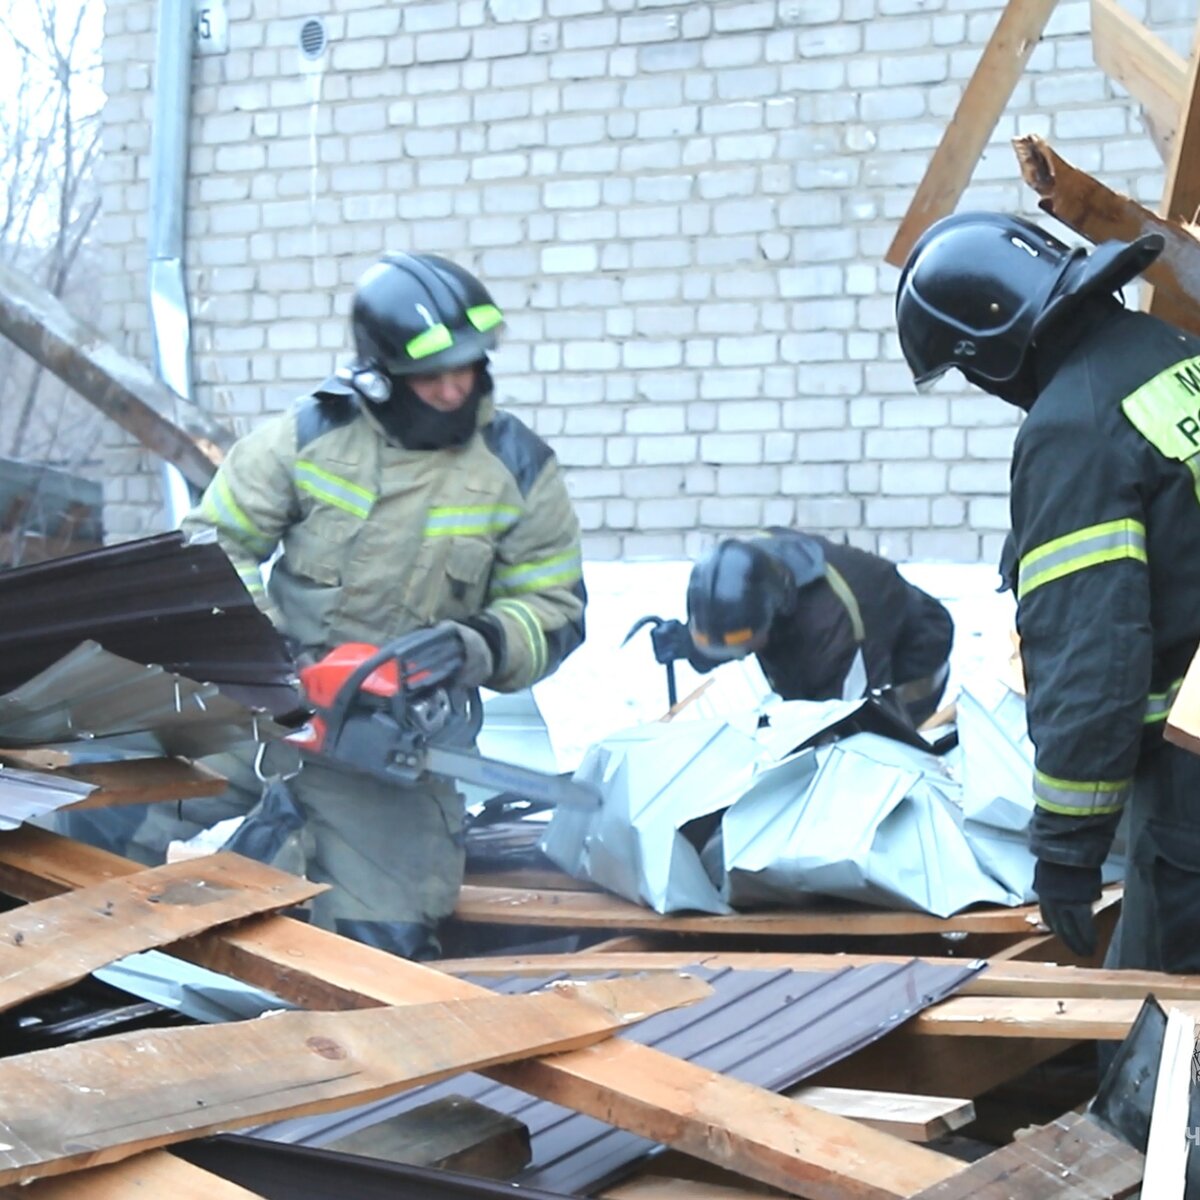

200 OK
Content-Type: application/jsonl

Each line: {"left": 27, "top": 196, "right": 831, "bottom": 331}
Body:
{"left": 529, "top": 558, "right": 1018, "bottom": 772}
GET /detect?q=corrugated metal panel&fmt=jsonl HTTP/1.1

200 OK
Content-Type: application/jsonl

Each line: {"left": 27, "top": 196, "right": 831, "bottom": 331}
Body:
{"left": 255, "top": 959, "right": 982, "bottom": 1195}
{"left": 0, "top": 766, "right": 94, "bottom": 830}
{"left": 0, "top": 642, "right": 285, "bottom": 759}
{"left": 0, "top": 531, "right": 299, "bottom": 719}
{"left": 178, "top": 1136, "right": 582, "bottom": 1200}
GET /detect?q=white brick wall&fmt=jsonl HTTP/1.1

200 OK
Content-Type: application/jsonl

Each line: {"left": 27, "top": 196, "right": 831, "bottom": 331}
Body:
{"left": 98, "top": 0, "right": 1190, "bottom": 563}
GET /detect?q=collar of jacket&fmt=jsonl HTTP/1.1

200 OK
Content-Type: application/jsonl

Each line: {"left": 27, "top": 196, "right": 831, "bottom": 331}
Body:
{"left": 312, "top": 374, "right": 496, "bottom": 446}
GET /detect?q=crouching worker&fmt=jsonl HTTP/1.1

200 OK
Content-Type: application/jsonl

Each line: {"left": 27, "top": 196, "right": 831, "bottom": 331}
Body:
{"left": 649, "top": 529, "right": 953, "bottom": 727}
{"left": 69, "top": 252, "right": 587, "bottom": 960}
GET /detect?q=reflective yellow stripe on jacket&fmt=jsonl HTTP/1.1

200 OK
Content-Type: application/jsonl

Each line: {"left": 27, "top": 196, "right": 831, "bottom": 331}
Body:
{"left": 491, "top": 597, "right": 548, "bottom": 679}
{"left": 492, "top": 549, "right": 583, "bottom": 596}
{"left": 294, "top": 460, "right": 375, "bottom": 519}
{"left": 1033, "top": 770, "right": 1132, "bottom": 816}
{"left": 198, "top": 474, "right": 275, "bottom": 559}
{"left": 425, "top": 505, "right": 521, "bottom": 537}
{"left": 1017, "top": 518, "right": 1147, "bottom": 601}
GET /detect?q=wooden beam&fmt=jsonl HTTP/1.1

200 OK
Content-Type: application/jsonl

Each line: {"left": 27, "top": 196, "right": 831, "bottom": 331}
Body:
{"left": 57, "top": 757, "right": 228, "bottom": 809}
{"left": 885, "top": 0, "right": 1061, "bottom": 267}
{"left": 1089, "top": 0, "right": 1186, "bottom": 159}
{"left": 910, "top": 1112, "right": 1143, "bottom": 1198}
{"left": 0, "top": 975, "right": 707, "bottom": 1186}
{"left": 0, "top": 259, "right": 229, "bottom": 488}
{"left": 1142, "top": 1007, "right": 1195, "bottom": 1198}
{"left": 0, "top": 828, "right": 964, "bottom": 1200}
{"left": 452, "top": 884, "right": 1050, "bottom": 936}
{"left": 788, "top": 1087, "right": 975, "bottom": 1142}
{"left": 1014, "top": 133, "right": 1200, "bottom": 336}
{"left": 911, "top": 995, "right": 1200, "bottom": 1039}
{"left": 0, "top": 853, "right": 322, "bottom": 1013}
{"left": 0, "top": 1152, "right": 265, "bottom": 1200}
{"left": 1147, "top": 14, "right": 1200, "bottom": 325}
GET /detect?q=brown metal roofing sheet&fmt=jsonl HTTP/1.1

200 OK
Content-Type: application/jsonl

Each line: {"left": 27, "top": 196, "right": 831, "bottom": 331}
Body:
{"left": 0, "top": 531, "right": 299, "bottom": 719}
{"left": 253, "top": 959, "right": 982, "bottom": 1196}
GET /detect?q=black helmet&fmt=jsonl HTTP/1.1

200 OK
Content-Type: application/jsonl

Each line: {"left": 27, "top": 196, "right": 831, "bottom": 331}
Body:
{"left": 686, "top": 539, "right": 793, "bottom": 661}
{"left": 895, "top": 211, "right": 1163, "bottom": 392}
{"left": 351, "top": 253, "right": 505, "bottom": 378}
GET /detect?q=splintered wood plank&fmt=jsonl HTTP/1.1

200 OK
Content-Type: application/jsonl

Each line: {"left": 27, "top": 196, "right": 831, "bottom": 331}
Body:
{"left": 0, "top": 829, "right": 964, "bottom": 1200}
{"left": 1014, "top": 133, "right": 1200, "bottom": 337}
{"left": 59, "top": 757, "right": 227, "bottom": 809}
{"left": 1090, "top": 0, "right": 1186, "bottom": 158}
{"left": 1166, "top": 644, "right": 1200, "bottom": 756}
{"left": 789, "top": 1087, "right": 975, "bottom": 1142}
{"left": 912, "top": 995, "right": 1200, "bottom": 1039}
{"left": 452, "top": 884, "right": 1048, "bottom": 936}
{"left": 910, "top": 1112, "right": 1143, "bottom": 1199}
{"left": 0, "top": 853, "right": 323, "bottom": 1014}
{"left": 1147, "top": 14, "right": 1200, "bottom": 326}
{"left": 0, "top": 1152, "right": 264, "bottom": 1199}
{"left": 885, "top": 0, "right": 1061, "bottom": 267}
{"left": 0, "top": 974, "right": 709, "bottom": 1186}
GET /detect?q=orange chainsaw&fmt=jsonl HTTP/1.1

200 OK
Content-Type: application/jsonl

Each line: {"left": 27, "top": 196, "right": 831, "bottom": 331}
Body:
{"left": 287, "top": 625, "right": 599, "bottom": 809}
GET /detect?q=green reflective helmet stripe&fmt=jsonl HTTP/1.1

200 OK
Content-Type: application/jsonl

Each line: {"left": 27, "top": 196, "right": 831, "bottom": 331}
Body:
{"left": 406, "top": 324, "right": 454, "bottom": 360}
{"left": 467, "top": 304, "right": 504, "bottom": 332}
{"left": 1017, "top": 518, "right": 1146, "bottom": 601}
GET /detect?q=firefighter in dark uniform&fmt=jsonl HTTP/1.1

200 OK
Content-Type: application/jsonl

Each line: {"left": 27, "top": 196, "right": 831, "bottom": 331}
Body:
{"left": 894, "top": 209, "right": 1200, "bottom": 972}
{"left": 649, "top": 529, "right": 954, "bottom": 727}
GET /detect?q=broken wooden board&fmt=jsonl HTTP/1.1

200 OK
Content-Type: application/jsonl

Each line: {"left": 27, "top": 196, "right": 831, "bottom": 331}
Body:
{"left": 788, "top": 1086, "right": 975, "bottom": 1142}
{"left": 0, "top": 852, "right": 322, "bottom": 1013}
{"left": 0, "top": 828, "right": 965, "bottom": 1200}
{"left": 0, "top": 1152, "right": 264, "bottom": 1199}
{"left": 885, "top": 0, "right": 1062, "bottom": 267}
{"left": 1090, "top": 0, "right": 1186, "bottom": 158}
{"left": 0, "top": 260, "right": 228, "bottom": 487}
{"left": 1014, "top": 133, "right": 1200, "bottom": 336}
{"left": 57, "top": 757, "right": 228, "bottom": 809}
{"left": 452, "top": 884, "right": 1049, "bottom": 936}
{"left": 910, "top": 1112, "right": 1143, "bottom": 1198}
{"left": 323, "top": 1094, "right": 531, "bottom": 1178}
{"left": 912, "top": 995, "right": 1200, "bottom": 1039}
{"left": 0, "top": 974, "right": 708, "bottom": 1185}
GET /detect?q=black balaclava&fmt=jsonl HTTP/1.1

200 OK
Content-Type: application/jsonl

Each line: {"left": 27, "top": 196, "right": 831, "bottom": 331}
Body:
{"left": 370, "top": 362, "right": 492, "bottom": 450}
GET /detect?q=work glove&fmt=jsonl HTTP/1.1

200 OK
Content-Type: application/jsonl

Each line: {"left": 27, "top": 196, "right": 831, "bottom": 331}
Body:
{"left": 649, "top": 618, "right": 693, "bottom": 665}
{"left": 1033, "top": 859, "right": 1103, "bottom": 957}
{"left": 436, "top": 620, "right": 495, "bottom": 689}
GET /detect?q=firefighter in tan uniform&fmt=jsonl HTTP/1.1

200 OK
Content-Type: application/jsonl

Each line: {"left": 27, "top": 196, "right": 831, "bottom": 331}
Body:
{"left": 124, "top": 254, "right": 585, "bottom": 959}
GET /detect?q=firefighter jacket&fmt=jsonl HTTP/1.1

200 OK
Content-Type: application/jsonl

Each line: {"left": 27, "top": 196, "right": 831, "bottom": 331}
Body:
{"left": 1009, "top": 306, "right": 1200, "bottom": 870}
{"left": 182, "top": 382, "right": 586, "bottom": 694}
{"left": 692, "top": 530, "right": 953, "bottom": 704}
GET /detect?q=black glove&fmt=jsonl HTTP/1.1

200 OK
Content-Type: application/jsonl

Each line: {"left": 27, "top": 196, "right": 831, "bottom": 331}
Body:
{"left": 649, "top": 619, "right": 693, "bottom": 665}
{"left": 1033, "top": 859, "right": 1103, "bottom": 957}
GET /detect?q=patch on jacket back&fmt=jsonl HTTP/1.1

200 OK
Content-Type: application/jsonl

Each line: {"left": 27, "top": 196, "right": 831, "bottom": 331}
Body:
{"left": 482, "top": 410, "right": 553, "bottom": 497}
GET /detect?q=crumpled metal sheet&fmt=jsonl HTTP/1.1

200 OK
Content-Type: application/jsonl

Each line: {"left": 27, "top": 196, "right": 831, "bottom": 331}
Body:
{"left": 542, "top": 691, "right": 1065, "bottom": 916}
{"left": 0, "top": 641, "right": 286, "bottom": 759}
{"left": 0, "top": 767, "right": 95, "bottom": 831}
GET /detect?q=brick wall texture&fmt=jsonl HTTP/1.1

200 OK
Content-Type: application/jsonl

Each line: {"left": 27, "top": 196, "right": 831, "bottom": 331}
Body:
{"left": 98, "top": 0, "right": 1191, "bottom": 561}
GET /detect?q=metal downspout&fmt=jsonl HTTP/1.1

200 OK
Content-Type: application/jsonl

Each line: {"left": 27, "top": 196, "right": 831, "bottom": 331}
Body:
{"left": 147, "top": 0, "right": 196, "bottom": 528}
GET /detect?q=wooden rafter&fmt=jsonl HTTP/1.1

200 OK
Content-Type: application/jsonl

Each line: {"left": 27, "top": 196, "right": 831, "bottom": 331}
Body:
{"left": 885, "top": 0, "right": 1062, "bottom": 268}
